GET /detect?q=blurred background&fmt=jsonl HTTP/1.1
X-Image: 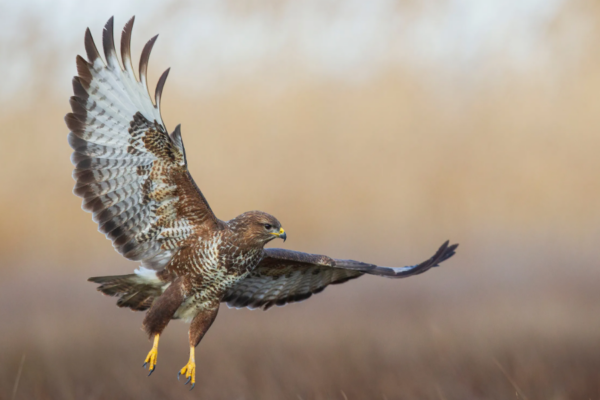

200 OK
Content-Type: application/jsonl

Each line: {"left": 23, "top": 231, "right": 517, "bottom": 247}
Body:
{"left": 1, "top": 0, "right": 600, "bottom": 398}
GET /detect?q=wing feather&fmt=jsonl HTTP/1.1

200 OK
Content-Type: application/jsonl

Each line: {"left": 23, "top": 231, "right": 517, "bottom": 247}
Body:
{"left": 223, "top": 241, "right": 458, "bottom": 310}
{"left": 102, "top": 16, "right": 120, "bottom": 70}
{"left": 139, "top": 35, "right": 158, "bottom": 100}
{"left": 120, "top": 17, "right": 135, "bottom": 76}
{"left": 155, "top": 68, "right": 170, "bottom": 111}
{"left": 67, "top": 17, "right": 218, "bottom": 268}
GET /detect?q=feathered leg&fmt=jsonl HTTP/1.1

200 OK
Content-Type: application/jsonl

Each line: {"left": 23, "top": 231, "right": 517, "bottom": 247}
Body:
{"left": 178, "top": 304, "right": 219, "bottom": 390}
{"left": 141, "top": 278, "right": 185, "bottom": 375}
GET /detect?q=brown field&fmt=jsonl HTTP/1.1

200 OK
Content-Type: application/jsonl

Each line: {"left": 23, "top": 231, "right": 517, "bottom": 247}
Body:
{"left": 1, "top": 270, "right": 600, "bottom": 400}
{"left": 1, "top": 1, "right": 600, "bottom": 399}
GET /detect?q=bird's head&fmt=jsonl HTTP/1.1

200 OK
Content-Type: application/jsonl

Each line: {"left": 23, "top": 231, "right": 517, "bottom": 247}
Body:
{"left": 228, "top": 210, "right": 286, "bottom": 247}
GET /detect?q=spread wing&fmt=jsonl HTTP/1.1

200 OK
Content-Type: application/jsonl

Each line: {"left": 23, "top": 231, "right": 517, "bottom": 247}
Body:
{"left": 223, "top": 241, "right": 458, "bottom": 310}
{"left": 66, "top": 17, "right": 218, "bottom": 269}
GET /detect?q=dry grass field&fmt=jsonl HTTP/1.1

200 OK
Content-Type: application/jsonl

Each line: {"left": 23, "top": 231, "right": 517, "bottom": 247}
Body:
{"left": 1, "top": 1, "right": 600, "bottom": 398}
{"left": 1, "top": 271, "right": 600, "bottom": 399}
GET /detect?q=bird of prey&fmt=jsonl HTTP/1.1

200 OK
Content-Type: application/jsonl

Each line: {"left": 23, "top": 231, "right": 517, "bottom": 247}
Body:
{"left": 66, "top": 17, "right": 458, "bottom": 389}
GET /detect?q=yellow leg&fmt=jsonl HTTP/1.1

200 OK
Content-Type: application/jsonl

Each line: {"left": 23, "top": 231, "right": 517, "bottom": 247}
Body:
{"left": 143, "top": 334, "right": 159, "bottom": 376}
{"left": 178, "top": 346, "right": 196, "bottom": 390}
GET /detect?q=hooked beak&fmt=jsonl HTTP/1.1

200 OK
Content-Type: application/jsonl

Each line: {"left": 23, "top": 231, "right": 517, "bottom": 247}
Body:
{"left": 270, "top": 227, "right": 287, "bottom": 242}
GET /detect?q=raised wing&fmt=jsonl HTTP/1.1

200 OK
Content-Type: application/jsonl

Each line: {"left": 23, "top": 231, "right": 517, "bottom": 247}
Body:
{"left": 223, "top": 241, "right": 458, "bottom": 310}
{"left": 66, "top": 17, "right": 218, "bottom": 269}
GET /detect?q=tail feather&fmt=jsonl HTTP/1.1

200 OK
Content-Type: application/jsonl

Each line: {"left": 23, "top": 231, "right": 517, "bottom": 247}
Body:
{"left": 89, "top": 272, "right": 165, "bottom": 311}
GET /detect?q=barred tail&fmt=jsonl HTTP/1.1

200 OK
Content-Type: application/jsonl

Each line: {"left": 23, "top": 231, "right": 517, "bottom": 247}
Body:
{"left": 88, "top": 268, "right": 167, "bottom": 311}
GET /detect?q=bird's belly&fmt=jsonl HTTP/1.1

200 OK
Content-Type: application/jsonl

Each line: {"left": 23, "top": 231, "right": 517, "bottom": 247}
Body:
{"left": 173, "top": 297, "right": 204, "bottom": 323}
{"left": 173, "top": 270, "right": 250, "bottom": 323}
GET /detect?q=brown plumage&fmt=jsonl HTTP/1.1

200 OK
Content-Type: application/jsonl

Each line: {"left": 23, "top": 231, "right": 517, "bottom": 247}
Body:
{"left": 67, "top": 17, "right": 459, "bottom": 389}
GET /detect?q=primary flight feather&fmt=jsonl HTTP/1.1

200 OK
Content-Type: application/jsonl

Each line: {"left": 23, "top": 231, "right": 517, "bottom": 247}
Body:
{"left": 66, "top": 16, "right": 458, "bottom": 389}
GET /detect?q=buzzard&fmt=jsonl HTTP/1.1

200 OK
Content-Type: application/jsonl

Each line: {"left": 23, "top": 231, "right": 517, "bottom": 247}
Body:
{"left": 66, "top": 17, "right": 458, "bottom": 389}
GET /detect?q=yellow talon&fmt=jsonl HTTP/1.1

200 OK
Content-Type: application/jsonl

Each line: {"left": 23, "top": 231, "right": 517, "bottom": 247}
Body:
{"left": 178, "top": 346, "right": 196, "bottom": 389}
{"left": 143, "top": 334, "right": 159, "bottom": 375}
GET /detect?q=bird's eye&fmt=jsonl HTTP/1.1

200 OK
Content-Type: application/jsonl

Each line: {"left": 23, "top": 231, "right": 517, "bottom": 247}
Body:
{"left": 264, "top": 224, "right": 272, "bottom": 230}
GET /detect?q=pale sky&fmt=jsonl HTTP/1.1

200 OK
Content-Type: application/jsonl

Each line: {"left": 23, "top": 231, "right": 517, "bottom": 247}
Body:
{"left": 0, "top": 0, "right": 584, "bottom": 102}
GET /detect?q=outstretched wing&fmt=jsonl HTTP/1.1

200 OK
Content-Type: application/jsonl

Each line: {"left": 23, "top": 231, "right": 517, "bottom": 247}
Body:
{"left": 67, "top": 17, "right": 218, "bottom": 269}
{"left": 223, "top": 241, "right": 458, "bottom": 310}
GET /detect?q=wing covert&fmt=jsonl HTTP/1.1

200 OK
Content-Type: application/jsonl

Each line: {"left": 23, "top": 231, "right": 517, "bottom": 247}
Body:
{"left": 66, "top": 17, "right": 217, "bottom": 269}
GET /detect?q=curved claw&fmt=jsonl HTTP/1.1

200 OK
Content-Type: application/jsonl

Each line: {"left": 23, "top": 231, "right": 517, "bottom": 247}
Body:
{"left": 190, "top": 383, "right": 195, "bottom": 391}
{"left": 178, "top": 358, "right": 196, "bottom": 388}
{"left": 143, "top": 342, "right": 159, "bottom": 376}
